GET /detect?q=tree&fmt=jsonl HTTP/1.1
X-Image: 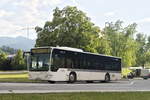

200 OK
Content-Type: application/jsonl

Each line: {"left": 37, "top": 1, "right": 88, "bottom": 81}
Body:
{"left": 11, "top": 50, "right": 26, "bottom": 70}
{"left": 135, "top": 33, "right": 146, "bottom": 67}
{"left": 145, "top": 51, "right": 150, "bottom": 66}
{"left": 0, "top": 52, "right": 7, "bottom": 66}
{"left": 0, "top": 52, "right": 16, "bottom": 70}
{"left": 0, "top": 46, "right": 17, "bottom": 54}
{"left": 135, "top": 33, "right": 150, "bottom": 67}
{"left": 146, "top": 36, "right": 150, "bottom": 51}
{"left": 96, "top": 36, "right": 111, "bottom": 55}
{"left": 35, "top": 6, "right": 107, "bottom": 53}
{"left": 0, "top": 49, "right": 3, "bottom": 53}
{"left": 103, "top": 20, "right": 138, "bottom": 67}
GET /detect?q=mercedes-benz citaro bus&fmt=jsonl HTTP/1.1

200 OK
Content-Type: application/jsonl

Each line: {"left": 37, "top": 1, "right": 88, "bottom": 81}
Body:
{"left": 27, "top": 46, "right": 121, "bottom": 83}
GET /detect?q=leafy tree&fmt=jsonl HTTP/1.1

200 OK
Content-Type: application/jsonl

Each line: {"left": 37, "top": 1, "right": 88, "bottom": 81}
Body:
{"left": 35, "top": 6, "right": 108, "bottom": 53}
{"left": 145, "top": 51, "right": 150, "bottom": 66}
{"left": 0, "top": 46, "right": 17, "bottom": 54}
{"left": 0, "top": 52, "right": 16, "bottom": 70}
{"left": 0, "top": 49, "right": 3, "bottom": 53}
{"left": 135, "top": 33, "right": 150, "bottom": 67}
{"left": 146, "top": 36, "right": 150, "bottom": 51}
{"left": 0, "top": 53, "right": 7, "bottom": 66}
{"left": 135, "top": 33, "right": 146, "bottom": 67}
{"left": 11, "top": 50, "right": 26, "bottom": 70}
{"left": 96, "top": 36, "right": 111, "bottom": 55}
{"left": 103, "top": 20, "right": 138, "bottom": 67}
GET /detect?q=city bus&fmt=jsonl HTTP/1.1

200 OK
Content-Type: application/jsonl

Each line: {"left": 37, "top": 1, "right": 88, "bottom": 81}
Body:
{"left": 27, "top": 46, "right": 121, "bottom": 83}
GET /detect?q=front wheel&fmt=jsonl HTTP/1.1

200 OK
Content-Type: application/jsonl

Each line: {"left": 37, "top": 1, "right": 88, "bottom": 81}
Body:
{"left": 86, "top": 81, "right": 93, "bottom": 83}
{"left": 48, "top": 81, "right": 55, "bottom": 84}
{"left": 105, "top": 74, "right": 110, "bottom": 82}
{"left": 68, "top": 72, "right": 76, "bottom": 83}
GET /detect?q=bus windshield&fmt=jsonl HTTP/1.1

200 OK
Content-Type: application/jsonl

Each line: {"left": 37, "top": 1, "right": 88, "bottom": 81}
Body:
{"left": 29, "top": 53, "right": 50, "bottom": 71}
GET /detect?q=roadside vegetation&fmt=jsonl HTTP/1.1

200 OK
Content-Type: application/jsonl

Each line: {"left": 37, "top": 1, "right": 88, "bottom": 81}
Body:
{"left": 0, "top": 49, "right": 26, "bottom": 71}
{"left": 0, "top": 72, "right": 45, "bottom": 83}
{"left": 0, "top": 72, "right": 28, "bottom": 79}
{"left": 0, "top": 72, "right": 28, "bottom": 82}
{"left": 0, "top": 92, "right": 150, "bottom": 100}
{"left": 0, "top": 78, "right": 44, "bottom": 83}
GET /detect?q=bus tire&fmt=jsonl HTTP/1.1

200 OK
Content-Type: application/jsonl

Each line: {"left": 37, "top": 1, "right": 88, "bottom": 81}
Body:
{"left": 105, "top": 73, "right": 110, "bottom": 82}
{"left": 86, "top": 81, "right": 93, "bottom": 83}
{"left": 48, "top": 81, "right": 55, "bottom": 84}
{"left": 68, "top": 72, "right": 77, "bottom": 83}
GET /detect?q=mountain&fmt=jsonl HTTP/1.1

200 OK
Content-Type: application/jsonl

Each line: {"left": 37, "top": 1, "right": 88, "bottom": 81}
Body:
{"left": 0, "top": 36, "right": 35, "bottom": 50}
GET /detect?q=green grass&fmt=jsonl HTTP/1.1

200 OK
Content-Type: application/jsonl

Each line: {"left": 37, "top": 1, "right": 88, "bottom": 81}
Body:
{"left": 0, "top": 72, "right": 44, "bottom": 83}
{"left": 0, "top": 73, "right": 28, "bottom": 78}
{"left": 0, "top": 92, "right": 150, "bottom": 100}
{"left": 0, "top": 78, "right": 44, "bottom": 83}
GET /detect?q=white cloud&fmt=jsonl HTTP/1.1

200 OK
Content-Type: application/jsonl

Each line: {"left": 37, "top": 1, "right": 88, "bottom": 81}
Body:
{"left": 42, "top": 0, "right": 62, "bottom": 6}
{"left": 0, "top": 0, "right": 65, "bottom": 39}
{"left": 136, "top": 18, "right": 150, "bottom": 24}
{"left": 70, "top": 0, "right": 79, "bottom": 6}
{"left": 0, "top": 19, "right": 23, "bottom": 37}
{"left": 13, "top": 0, "right": 62, "bottom": 8}
{"left": 0, "top": 10, "right": 14, "bottom": 17}
{"left": 12, "top": 0, "right": 63, "bottom": 25}
{"left": 0, "top": 0, "right": 12, "bottom": 6}
{"left": 13, "top": 0, "right": 39, "bottom": 15}
{"left": 104, "top": 11, "right": 115, "bottom": 17}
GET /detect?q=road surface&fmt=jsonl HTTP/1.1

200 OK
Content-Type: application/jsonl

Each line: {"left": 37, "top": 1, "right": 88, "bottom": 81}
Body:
{"left": 0, "top": 79, "right": 150, "bottom": 93}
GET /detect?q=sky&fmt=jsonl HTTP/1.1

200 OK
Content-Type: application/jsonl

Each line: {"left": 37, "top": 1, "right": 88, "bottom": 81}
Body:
{"left": 0, "top": 0, "right": 150, "bottom": 39}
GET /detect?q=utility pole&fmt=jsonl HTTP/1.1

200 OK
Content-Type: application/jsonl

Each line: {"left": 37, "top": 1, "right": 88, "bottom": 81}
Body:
{"left": 21, "top": 26, "right": 34, "bottom": 39}
{"left": 27, "top": 26, "right": 29, "bottom": 39}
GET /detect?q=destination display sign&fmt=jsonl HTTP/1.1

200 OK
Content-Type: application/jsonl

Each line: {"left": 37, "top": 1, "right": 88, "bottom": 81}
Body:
{"left": 31, "top": 48, "right": 51, "bottom": 53}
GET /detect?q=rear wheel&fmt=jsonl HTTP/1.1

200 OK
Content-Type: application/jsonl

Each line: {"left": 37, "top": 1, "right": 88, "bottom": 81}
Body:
{"left": 105, "top": 74, "right": 110, "bottom": 82}
{"left": 86, "top": 81, "right": 93, "bottom": 83}
{"left": 68, "top": 72, "right": 76, "bottom": 83}
{"left": 48, "top": 81, "right": 55, "bottom": 84}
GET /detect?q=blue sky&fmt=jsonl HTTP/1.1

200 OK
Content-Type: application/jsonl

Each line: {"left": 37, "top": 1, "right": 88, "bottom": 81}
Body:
{"left": 0, "top": 0, "right": 150, "bottom": 39}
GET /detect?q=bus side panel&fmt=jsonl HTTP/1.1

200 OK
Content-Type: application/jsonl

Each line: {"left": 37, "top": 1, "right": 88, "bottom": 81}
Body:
{"left": 75, "top": 71, "right": 106, "bottom": 81}
{"left": 109, "top": 72, "right": 121, "bottom": 80}
{"left": 47, "top": 68, "right": 70, "bottom": 81}
{"left": 29, "top": 72, "right": 49, "bottom": 80}
{"left": 29, "top": 70, "right": 69, "bottom": 81}
{"left": 76, "top": 71, "right": 121, "bottom": 81}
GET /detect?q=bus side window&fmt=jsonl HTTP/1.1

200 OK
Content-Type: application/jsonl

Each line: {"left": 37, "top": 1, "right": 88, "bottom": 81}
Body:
{"left": 51, "top": 53, "right": 65, "bottom": 71}
{"left": 105, "top": 61, "right": 113, "bottom": 70}
{"left": 66, "top": 58, "right": 73, "bottom": 68}
{"left": 112, "top": 61, "right": 120, "bottom": 71}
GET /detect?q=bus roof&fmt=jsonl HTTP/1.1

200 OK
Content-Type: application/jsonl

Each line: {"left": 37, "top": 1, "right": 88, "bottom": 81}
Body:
{"left": 83, "top": 52, "right": 121, "bottom": 59}
{"left": 31, "top": 46, "right": 121, "bottom": 59}
{"left": 52, "top": 47, "right": 83, "bottom": 52}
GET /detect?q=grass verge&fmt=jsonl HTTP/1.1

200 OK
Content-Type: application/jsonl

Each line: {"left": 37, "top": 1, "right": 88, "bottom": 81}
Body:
{"left": 0, "top": 72, "right": 44, "bottom": 83}
{"left": 0, "top": 78, "right": 44, "bottom": 83}
{"left": 0, "top": 92, "right": 150, "bottom": 100}
{"left": 0, "top": 73, "right": 28, "bottom": 79}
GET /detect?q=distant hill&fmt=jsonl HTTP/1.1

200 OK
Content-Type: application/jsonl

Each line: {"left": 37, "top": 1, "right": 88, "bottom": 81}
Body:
{"left": 0, "top": 36, "right": 35, "bottom": 50}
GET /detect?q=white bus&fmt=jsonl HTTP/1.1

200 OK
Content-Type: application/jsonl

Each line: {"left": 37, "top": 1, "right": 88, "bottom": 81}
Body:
{"left": 28, "top": 47, "right": 121, "bottom": 83}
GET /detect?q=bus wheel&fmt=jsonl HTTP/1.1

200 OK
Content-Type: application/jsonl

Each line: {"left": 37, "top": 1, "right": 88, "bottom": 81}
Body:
{"left": 68, "top": 72, "right": 76, "bottom": 83}
{"left": 105, "top": 73, "right": 110, "bottom": 82}
{"left": 86, "top": 81, "right": 93, "bottom": 83}
{"left": 48, "top": 81, "right": 55, "bottom": 84}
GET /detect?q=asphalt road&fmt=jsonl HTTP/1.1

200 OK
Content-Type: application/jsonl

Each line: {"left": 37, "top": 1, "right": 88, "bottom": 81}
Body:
{"left": 0, "top": 79, "right": 150, "bottom": 93}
